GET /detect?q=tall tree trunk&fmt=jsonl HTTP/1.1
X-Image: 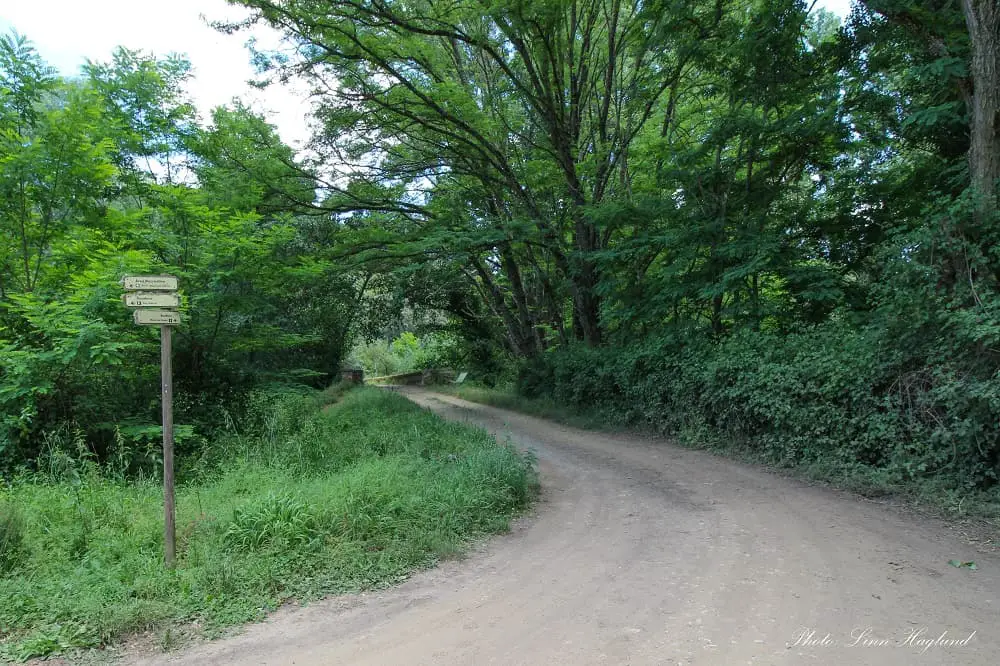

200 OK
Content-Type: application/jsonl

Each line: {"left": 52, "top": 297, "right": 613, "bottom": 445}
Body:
{"left": 711, "top": 293, "right": 724, "bottom": 337}
{"left": 961, "top": 0, "right": 1000, "bottom": 216}
{"left": 500, "top": 245, "right": 542, "bottom": 355}
{"left": 572, "top": 209, "right": 603, "bottom": 346}
{"left": 470, "top": 257, "right": 532, "bottom": 357}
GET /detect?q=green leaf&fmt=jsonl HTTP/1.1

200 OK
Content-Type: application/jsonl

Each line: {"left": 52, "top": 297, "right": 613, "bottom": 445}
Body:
{"left": 948, "top": 560, "right": 978, "bottom": 570}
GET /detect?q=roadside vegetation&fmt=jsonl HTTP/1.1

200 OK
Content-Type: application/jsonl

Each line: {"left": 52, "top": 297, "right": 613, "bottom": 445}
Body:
{"left": 442, "top": 385, "right": 608, "bottom": 431}
{"left": 345, "top": 332, "right": 462, "bottom": 379}
{"left": 5, "top": 0, "right": 1000, "bottom": 657}
{"left": 0, "top": 387, "right": 536, "bottom": 661}
{"left": 444, "top": 374, "right": 1000, "bottom": 524}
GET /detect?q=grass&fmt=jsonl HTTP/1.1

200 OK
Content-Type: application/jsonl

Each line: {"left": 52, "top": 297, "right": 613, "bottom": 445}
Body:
{"left": 440, "top": 384, "right": 613, "bottom": 430}
{"left": 312, "top": 378, "right": 358, "bottom": 407}
{"left": 0, "top": 387, "right": 536, "bottom": 662}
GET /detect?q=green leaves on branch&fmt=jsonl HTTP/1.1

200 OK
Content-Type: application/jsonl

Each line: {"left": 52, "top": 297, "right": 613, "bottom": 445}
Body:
{"left": 0, "top": 32, "right": 360, "bottom": 473}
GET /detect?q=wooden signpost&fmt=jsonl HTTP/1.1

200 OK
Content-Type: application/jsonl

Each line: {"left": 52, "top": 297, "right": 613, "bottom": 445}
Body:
{"left": 121, "top": 275, "right": 180, "bottom": 568}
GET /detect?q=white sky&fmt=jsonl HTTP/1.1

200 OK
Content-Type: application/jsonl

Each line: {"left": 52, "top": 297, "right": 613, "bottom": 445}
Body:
{"left": 0, "top": 0, "right": 312, "bottom": 147}
{"left": 0, "top": 0, "right": 854, "bottom": 149}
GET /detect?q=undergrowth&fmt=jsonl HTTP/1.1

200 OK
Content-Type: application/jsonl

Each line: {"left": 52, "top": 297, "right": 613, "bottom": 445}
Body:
{"left": 443, "top": 385, "right": 610, "bottom": 431}
{"left": 442, "top": 375, "right": 1000, "bottom": 525}
{"left": 0, "top": 387, "right": 536, "bottom": 662}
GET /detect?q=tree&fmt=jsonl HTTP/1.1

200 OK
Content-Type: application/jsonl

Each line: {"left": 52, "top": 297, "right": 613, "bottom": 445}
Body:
{"left": 859, "top": 0, "right": 1000, "bottom": 213}
{"left": 84, "top": 47, "right": 197, "bottom": 185}
{"left": 0, "top": 33, "right": 360, "bottom": 469}
{"left": 0, "top": 34, "right": 116, "bottom": 295}
{"left": 960, "top": 0, "right": 1000, "bottom": 213}
{"left": 225, "top": 0, "right": 730, "bottom": 349}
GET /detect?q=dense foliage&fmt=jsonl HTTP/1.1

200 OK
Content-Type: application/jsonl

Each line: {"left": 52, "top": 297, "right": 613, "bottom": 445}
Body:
{"left": 515, "top": 319, "right": 1000, "bottom": 493}
{"left": 3, "top": 0, "right": 1000, "bottom": 495}
{"left": 0, "top": 34, "right": 364, "bottom": 471}
{"left": 220, "top": 0, "right": 1000, "bottom": 496}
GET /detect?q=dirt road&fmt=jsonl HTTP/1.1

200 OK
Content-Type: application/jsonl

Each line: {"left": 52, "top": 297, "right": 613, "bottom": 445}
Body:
{"left": 137, "top": 389, "right": 999, "bottom": 665}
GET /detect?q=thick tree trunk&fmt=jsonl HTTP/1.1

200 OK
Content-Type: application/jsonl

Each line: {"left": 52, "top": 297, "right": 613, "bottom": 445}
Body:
{"left": 471, "top": 258, "right": 533, "bottom": 357}
{"left": 961, "top": 0, "right": 1000, "bottom": 214}
{"left": 572, "top": 212, "right": 603, "bottom": 346}
{"left": 500, "top": 245, "right": 542, "bottom": 355}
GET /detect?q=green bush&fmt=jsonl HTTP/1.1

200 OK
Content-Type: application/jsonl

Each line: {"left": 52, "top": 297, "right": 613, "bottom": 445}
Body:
{"left": 314, "top": 379, "right": 357, "bottom": 408}
{"left": 518, "top": 316, "right": 1000, "bottom": 495}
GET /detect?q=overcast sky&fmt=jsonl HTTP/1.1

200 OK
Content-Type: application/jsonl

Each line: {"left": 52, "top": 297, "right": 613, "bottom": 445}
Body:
{"left": 0, "top": 0, "right": 854, "bottom": 149}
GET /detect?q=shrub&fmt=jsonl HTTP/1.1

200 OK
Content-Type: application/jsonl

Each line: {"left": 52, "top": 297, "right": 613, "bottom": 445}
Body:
{"left": 518, "top": 317, "right": 1000, "bottom": 493}
{"left": 314, "top": 379, "right": 356, "bottom": 408}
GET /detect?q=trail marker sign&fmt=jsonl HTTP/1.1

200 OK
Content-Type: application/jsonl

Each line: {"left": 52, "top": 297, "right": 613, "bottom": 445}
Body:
{"left": 121, "top": 275, "right": 178, "bottom": 291}
{"left": 122, "top": 275, "right": 180, "bottom": 568}
{"left": 133, "top": 309, "right": 182, "bottom": 325}
{"left": 124, "top": 292, "right": 181, "bottom": 308}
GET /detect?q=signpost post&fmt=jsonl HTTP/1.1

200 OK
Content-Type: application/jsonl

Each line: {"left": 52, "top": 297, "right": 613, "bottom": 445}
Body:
{"left": 160, "top": 322, "right": 174, "bottom": 569}
{"left": 121, "top": 275, "right": 180, "bottom": 569}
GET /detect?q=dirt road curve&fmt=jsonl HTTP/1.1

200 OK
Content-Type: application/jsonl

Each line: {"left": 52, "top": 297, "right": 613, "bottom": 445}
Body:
{"left": 137, "top": 389, "right": 999, "bottom": 666}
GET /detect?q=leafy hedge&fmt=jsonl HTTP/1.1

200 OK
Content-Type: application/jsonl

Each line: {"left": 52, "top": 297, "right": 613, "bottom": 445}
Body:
{"left": 518, "top": 317, "right": 1000, "bottom": 494}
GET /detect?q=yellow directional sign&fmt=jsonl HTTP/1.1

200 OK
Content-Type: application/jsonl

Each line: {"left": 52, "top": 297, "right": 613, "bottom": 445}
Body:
{"left": 122, "top": 275, "right": 178, "bottom": 291}
{"left": 124, "top": 292, "right": 181, "bottom": 308}
{"left": 133, "top": 309, "right": 181, "bottom": 326}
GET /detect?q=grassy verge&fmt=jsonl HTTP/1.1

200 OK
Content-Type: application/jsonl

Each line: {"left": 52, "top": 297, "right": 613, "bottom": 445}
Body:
{"left": 440, "top": 385, "right": 612, "bottom": 430}
{"left": 438, "top": 384, "right": 1000, "bottom": 530}
{"left": 0, "top": 387, "right": 536, "bottom": 662}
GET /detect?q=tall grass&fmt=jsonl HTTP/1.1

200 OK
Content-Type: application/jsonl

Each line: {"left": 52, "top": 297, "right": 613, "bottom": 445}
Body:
{"left": 0, "top": 388, "right": 536, "bottom": 662}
